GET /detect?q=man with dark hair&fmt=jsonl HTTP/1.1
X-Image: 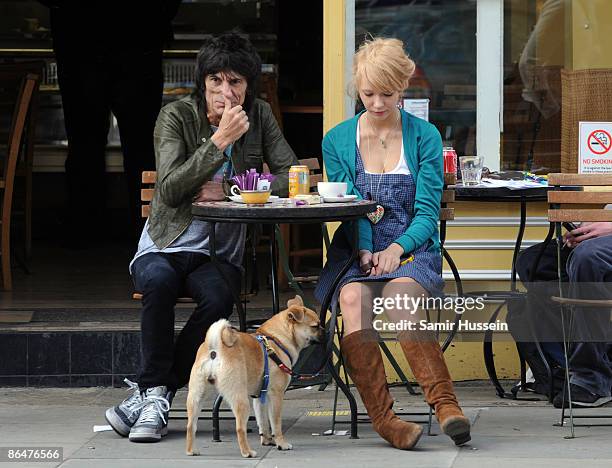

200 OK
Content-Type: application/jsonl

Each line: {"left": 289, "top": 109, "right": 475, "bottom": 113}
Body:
{"left": 104, "top": 33, "right": 298, "bottom": 443}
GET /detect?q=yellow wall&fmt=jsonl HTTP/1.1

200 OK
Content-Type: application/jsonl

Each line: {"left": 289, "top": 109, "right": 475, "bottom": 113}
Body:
{"left": 534, "top": 0, "right": 565, "bottom": 66}
{"left": 323, "top": 0, "right": 346, "bottom": 133}
{"left": 570, "top": 0, "right": 612, "bottom": 69}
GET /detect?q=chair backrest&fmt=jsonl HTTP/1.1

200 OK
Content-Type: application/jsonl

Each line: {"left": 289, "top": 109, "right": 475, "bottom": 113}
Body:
{"left": 0, "top": 61, "right": 44, "bottom": 164}
{"left": 1, "top": 73, "right": 38, "bottom": 223}
{"left": 262, "top": 157, "right": 323, "bottom": 191}
{"left": 140, "top": 171, "right": 157, "bottom": 218}
{"left": 440, "top": 173, "right": 456, "bottom": 219}
{"left": 259, "top": 72, "right": 283, "bottom": 130}
{"left": 547, "top": 173, "right": 612, "bottom": 222}
{"left": 298, "top": 157, "right": 323, "bottom": 189}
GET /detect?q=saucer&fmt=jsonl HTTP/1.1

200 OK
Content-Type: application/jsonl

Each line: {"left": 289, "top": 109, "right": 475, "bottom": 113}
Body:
{"left": 229, "top": 195, "right": 279, "bottom": 204}
{"left": 322, "top": 194, "right": 357, "bottom": 203}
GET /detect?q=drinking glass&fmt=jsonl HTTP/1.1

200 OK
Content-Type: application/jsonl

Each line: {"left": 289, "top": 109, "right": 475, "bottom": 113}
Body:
{"left": 459, "top": 156, "right": 484, "bottom": 186}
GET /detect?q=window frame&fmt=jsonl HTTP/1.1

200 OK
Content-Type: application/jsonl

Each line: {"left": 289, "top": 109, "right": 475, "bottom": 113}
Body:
{"left": 346, "top": 0, "right": 504, "bottom": 170}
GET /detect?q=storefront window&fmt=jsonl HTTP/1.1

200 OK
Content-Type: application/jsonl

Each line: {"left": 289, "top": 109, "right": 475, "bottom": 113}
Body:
{"left": 355, "top": 0, "right": 477, "bottom": 157}
{"left": 502, "top": 0, "right": 564, "bottom": 172}
{"left": 503, "top": 0, "right": 612, "bottom": 174}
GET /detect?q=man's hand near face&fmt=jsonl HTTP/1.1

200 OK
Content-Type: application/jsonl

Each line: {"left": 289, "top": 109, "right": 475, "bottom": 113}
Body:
{"left": 210, "top": 96, "right": 249, "bottom": 152}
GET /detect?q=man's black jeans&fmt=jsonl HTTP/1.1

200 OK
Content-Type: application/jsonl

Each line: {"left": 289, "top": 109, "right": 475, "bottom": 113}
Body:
{"left": 132, "top": 251, "right": 241, "bottom": 391}
{"left": 512, "top": 236, "right": 612, "bottom": 397}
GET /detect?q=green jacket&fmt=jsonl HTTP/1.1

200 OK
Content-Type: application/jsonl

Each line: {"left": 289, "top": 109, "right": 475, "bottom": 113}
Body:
{"left": 322, "top": 109, "right": 443, "bottom": 254}
{"left": 148, "top": 95, "right": 298, "bottom": 248}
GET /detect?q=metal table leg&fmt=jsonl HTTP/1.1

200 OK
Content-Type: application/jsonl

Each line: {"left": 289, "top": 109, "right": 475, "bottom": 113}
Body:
{"left": 208, "top": 221, "right": 248, "bottom": 439}
{"left": 511, "top": 201, "right": 527, "bottom": 291}
{"left": 209, "top": 221, "right": 246, "bottom": 332}
{"left": 483, "top": 303, "right": 510, "bottom": 398}
{"left": 270, "top": 223, "right": 279, "bottom": 315}
{"left": 318, "top": 221, "right": 360, "bottom": 439}
{"left": 212, "top": 394, "right": 223, "bottom": 442}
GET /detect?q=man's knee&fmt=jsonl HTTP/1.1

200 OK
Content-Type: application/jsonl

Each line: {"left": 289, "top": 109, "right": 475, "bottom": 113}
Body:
{"left": 209, "top": 286, "right": 235, "bottom": 316}
{"left": 568, "top": 242, "right": 591, "bottom": 275}
{"left": 132, "top": 255, "right": 180, "bottom": 296}
{"left": 191, "top": 281, "right": 235, "bottom": 319}
{"left": 568, "top": 236, "right": 612, "bottom": 282}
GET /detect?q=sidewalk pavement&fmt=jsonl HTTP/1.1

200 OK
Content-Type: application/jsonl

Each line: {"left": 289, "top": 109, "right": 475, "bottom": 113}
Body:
{"left": 1, "top": 383, "right": 611, "bottom": 468}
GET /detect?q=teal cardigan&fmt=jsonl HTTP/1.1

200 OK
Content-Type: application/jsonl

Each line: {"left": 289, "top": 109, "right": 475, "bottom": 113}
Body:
{"left": 322, "top": 109, "right": 443, "bottom": 254}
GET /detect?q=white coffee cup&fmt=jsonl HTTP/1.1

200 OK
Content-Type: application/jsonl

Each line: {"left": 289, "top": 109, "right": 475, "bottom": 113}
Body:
{"left": 317, "top": 182, "right": 348, "bottom": 198}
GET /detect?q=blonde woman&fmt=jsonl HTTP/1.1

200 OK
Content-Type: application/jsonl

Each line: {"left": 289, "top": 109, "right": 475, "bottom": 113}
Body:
{"left": 315, "top": 38, "right": 470, "bottom": 450}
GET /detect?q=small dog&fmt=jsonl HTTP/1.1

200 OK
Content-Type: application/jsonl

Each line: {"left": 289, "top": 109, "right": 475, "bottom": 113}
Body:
{"left": 186, "top": 295, "right": 323, "bottom": 458}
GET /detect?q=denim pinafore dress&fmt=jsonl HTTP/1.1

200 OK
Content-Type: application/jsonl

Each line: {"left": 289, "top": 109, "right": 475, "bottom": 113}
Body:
{"left": 314, "top": 146, "right": 444, "bottom": 305}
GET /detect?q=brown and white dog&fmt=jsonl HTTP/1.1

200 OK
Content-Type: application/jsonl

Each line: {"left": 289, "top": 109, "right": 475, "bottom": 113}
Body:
{"left": 185, "top": 295, "right": 324, "bottom": 458}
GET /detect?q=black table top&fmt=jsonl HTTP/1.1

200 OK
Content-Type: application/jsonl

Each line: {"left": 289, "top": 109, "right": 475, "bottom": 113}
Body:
{"left": 192, "top": 199, "right": 378, "bottom": 224}
{"left": 454, "top": 183, "right": 548, "bottom": 202}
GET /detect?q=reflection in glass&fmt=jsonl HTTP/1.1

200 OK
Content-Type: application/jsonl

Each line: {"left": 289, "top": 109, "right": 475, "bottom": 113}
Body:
{"left": 503, "top": 0, "right": 564, "bottom": 172}
{"left": 355, "top": 0, "right": 477, "bottom": 157}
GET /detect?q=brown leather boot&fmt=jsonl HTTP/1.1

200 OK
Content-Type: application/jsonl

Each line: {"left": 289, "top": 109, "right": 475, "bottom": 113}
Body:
{"left": 341, "top": 329, "right": 423, "bottom": 450}
{"left": 398, "top": 332, "right": 471, "bottom": 445}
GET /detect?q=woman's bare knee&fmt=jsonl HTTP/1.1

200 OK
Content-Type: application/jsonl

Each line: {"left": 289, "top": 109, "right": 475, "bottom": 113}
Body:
{"left": 339, "top": 284, "right": 368, "bottom": 333}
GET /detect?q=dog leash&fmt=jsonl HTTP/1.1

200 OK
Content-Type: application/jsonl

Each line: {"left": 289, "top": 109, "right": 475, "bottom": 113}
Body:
{"left": 253, "top": 335, "right": 271, "bottom": 403}
{"left": 256, "top": 334, "right": 322, "bottom": 381}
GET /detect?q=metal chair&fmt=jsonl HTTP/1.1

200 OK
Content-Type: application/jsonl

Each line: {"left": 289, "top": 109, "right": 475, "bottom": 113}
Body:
{"left": 328, "top": 173, "right": 464, "bottom": 437}
{"left": 545, "top": 172, "right": 612, "bottom": 438}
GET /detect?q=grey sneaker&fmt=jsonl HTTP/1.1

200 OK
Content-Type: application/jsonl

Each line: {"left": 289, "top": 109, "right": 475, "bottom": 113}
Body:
{"left": 128, "top": 386, "right": 171, "bottom": 443}
{"left": 105, "top": 378, "right": 142, "bottom": 437}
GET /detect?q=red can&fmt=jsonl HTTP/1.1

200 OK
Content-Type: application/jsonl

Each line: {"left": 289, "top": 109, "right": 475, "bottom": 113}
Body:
{"left": 443, "top": 147, "right": 458, "bottom": 174}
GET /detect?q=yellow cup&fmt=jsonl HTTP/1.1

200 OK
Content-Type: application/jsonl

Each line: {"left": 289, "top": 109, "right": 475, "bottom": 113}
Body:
{"left": 241, "top": 190, "right": 271, "bottom": 204}
{"left": 231, "top": 185, "right": 271, "bottom": 204}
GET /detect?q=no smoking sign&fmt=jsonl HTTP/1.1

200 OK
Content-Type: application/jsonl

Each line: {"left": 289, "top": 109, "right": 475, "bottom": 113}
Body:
{"left": 587, "top": 130, "right": 611, "bottom": 155}
{"left": 579, "top": 122, "right": 612, "bottom": 173}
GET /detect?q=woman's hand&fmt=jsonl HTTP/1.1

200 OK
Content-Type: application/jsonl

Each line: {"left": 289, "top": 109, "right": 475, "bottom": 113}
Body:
{"left": 370, "top": 243, "right": 404, "bottom": 276}
{"left": 359, "top": 250, "right": 374, "bottom": 275}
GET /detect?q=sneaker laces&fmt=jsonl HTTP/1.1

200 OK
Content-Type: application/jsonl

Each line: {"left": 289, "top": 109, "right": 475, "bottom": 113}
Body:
{"left": 121, "top": 378, "right": 141, "bottom": 410}
{"left": 131, "top": 395, "right": 170, "bottom": 425}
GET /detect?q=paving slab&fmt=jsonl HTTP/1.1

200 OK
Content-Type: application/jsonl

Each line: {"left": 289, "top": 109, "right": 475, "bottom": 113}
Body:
{"left": 1, "top": 384, "right": 611, "bottom": 468}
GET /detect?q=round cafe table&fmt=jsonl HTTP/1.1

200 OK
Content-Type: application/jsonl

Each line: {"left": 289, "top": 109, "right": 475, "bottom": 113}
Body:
{"left": 192, "top": 198, "right": 377, "bottom": 439}
{"left": 454, "top": 182, "right": 549, "bottom": 399}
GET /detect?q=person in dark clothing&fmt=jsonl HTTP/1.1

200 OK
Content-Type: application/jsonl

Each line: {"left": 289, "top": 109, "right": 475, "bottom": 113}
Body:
{"left": 104, "top": 33, "right": 297, "bottom": 443}
{"left": 38, "top": 1, "right": 182, "bottom": 241}
{"left": 510, "top": 222, "right": 612, "bottom": 408}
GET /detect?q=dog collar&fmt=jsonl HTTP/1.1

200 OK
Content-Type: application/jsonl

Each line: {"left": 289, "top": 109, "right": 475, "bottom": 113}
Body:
{"left": 260, "top": 334, "right": 294, "bottom": 366}
{"left": 256, "top": 334, "right": 294, "bottom": 378}
{"left": 255, "top": 334, "right": 323, "bottom": 383}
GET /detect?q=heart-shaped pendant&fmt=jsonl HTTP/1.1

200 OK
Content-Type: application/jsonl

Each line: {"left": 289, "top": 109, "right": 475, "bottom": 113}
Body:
{"left": 367, "top": 204, "right": 385, "bottom": 224}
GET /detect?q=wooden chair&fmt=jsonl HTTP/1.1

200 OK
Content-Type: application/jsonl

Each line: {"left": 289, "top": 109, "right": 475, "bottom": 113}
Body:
{"left": 131, "top": 171, "right": 198, "bottom": 303}
{"left": 133, "top": 171, "right": 253, "bottom": 322}
{"left": 541, "top": 173, "right": 612, "bottom": 437}
{"left": 0, "top": 61, "right": 44, "bottom": 261}
{"left": 0, "top": 73, "right": 38, "bottom": 290}
{"left": 259, "top": 72, "right": 283, "bottom": 130}
{"left": 135, "top": 171, "right": 257, "bottom": 438}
